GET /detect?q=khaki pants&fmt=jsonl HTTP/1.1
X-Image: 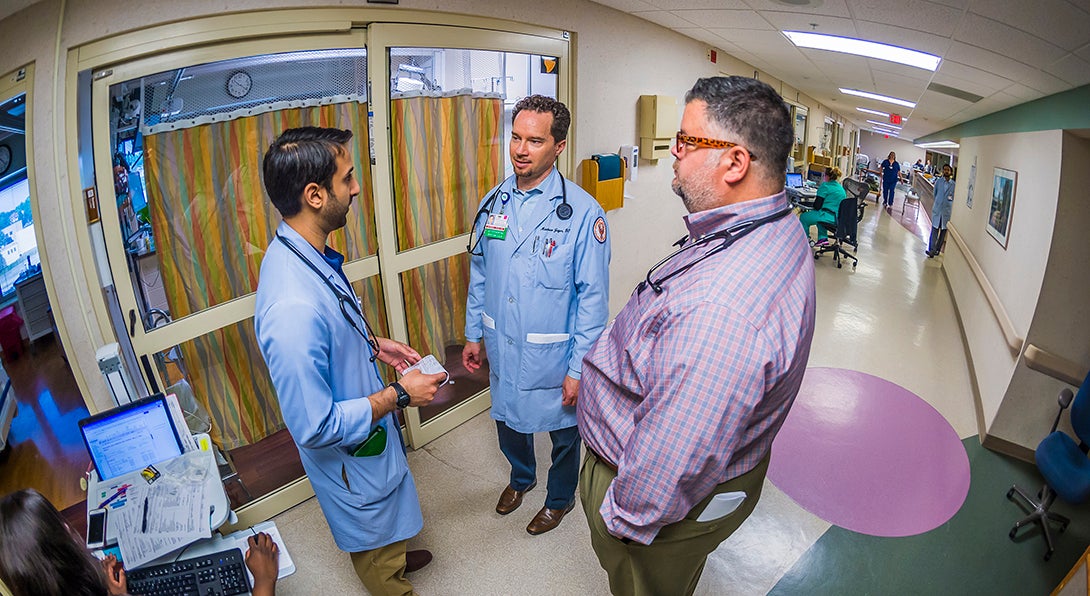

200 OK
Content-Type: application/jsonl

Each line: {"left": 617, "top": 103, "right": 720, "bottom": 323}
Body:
{"left": 579, "top": 451, "right": 770, "bottom": 596}
{"left": 350, "top": 539, "right": 415, "bottom": 596}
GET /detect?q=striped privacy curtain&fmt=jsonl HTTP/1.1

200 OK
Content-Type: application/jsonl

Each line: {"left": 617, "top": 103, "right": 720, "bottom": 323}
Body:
{"left": 143, "top": 100, "right": 377, "bottom": 450}
{"left": 390, "top": 92, "right": 503, "bottom": 359}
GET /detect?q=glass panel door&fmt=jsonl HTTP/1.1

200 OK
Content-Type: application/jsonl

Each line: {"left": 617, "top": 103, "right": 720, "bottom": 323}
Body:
{"left": 90, "top": 31, "right": 374, "bottom": 510}
{"left": 368, "top": 24, "right": 570, "bottom": 447}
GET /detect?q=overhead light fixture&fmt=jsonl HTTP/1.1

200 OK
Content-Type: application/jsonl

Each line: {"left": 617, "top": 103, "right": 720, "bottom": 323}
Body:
{"left": 916, "top": 140, "right": 960, "bottom": 149}
{"left": 870, "top": 127, "right": 899, "bottom": 137}
{"left": 866, "top": 119, "right": 902, "bottom": 130}
{"left": 857, "top": 107, "right": 889, "bottom": 117}
{"left": 783, "top": 31, "right": 941, "bottom": 71}
{"left": 840, "top": 88, "right": 916, "bottom": 109}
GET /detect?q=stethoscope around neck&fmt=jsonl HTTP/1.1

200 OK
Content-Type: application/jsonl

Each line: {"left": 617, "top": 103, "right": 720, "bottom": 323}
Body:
{"left": 638, "top": 208, "right": 794, "bottom": 294}
{"left": 275, "top": 234, "right": 381, "bottom": 362}
{"left": 467, "top": 168, "right": 571, "bottom": 256}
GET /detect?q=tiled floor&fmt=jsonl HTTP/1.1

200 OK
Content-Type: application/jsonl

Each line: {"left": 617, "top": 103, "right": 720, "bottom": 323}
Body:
{"left": 267, "top": 187, "right": 1088, "bottom": 594}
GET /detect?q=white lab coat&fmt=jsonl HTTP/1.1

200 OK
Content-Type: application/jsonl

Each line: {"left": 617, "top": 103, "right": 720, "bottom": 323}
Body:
{"left": 255, "top": 222, "right": 422, "bottom": 553}
{"left": 465, "top": 169, "right": 611, "bottom": 434}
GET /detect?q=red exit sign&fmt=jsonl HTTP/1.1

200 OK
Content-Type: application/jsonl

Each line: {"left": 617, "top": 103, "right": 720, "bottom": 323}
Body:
{"left": 890, "top": 113, "right": 903, "bottom": 125}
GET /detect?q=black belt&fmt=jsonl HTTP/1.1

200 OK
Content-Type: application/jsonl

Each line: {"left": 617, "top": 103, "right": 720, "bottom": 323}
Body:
{"left": 585, "top": 443, "right": 618, "bottom": 473}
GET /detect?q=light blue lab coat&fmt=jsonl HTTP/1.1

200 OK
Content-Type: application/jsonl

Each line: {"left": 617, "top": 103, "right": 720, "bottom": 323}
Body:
{"left": 932, "top": 176, "right": 956, "bottom": 228}
{"left": 465, "top": 169, "right": 610, "bottom": 434}
{"left": 255, "top": 222, "right": 422, "bottom": 553}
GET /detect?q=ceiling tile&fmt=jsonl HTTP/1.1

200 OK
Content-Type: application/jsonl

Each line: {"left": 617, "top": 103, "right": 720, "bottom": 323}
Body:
{"left": 929, "top": 73, "right": 1002, "bottom": 99}
{"left": 646, "top": 0, "right": 750, "bottom": 8}
{"left": 1018, "top": 68, "right": 1072, "bottom": 96}
{"left": 632, "top": 10, "right": 699, "bottom": 29}
{"left": 870, "top": 62, "right": 935, "bottom": 83}
{"left": 589, "top": 0, "right": 659, "bottom": 12}
{"left": 852, "top": 21, "right": 952, "bottom": 55}
{"left": 1076, "top": 41, "right": 1090, "bottom": 62}
{"left": 1044, "top": 54, "right": 1090, "bottom": 86}
{"left": 935, "top": 60, "right": 1013, "bottom": 91}
{"left": 740, "top": 0, "right": 853, "bottom": 17}
{"left": 671, "top": 9, "right": 771, "bottom": 30}
{"left": 925, "top": 0, "right": 970, "bottom": 10}
{"left": 971, "top": 0, "right": 1090, "bottom": 52}
{"left": 944, "top": 42, "right": 1040, "bottom": 83}
{"left": 847, "top": 0, "right": 964, "bottom": 38}
{"left": 1000, "top": 83, "right": 1046, "bottom": 102}
{"left": 762, "top": 11, "right": 857, "bottom": 37}
{"left": 953, "top": 13, "right": 1067, "bottom": 67}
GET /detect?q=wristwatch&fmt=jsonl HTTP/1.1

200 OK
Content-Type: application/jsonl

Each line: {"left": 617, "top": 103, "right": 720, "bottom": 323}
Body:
{"left": 390, "top": 381, "right": 411, "bottom": 409}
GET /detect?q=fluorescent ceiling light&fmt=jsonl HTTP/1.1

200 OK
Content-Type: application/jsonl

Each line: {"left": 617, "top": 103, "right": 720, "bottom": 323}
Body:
{"left": 783, "top": 31, "right": 941, "bottom": 71}
{"left": 866, "top": 119, "right": 902, "bottom": 130}
{"left": 857, "top": 107, "right": 888, "bottom": 117}
{"left": 870, "top": 128, "right": 899, "bottom": 137}
{"left": 840, "top": 88, "right": 916, "bottom": 109}
{"left": 916, "top": 140, "right": 960, "bottom": 149}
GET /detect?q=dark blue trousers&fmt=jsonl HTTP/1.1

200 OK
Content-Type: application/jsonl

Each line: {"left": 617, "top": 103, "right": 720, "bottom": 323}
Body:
{"left": 882, "top": 180, "right": 897, "bottom": 206}
{"left": 496, "top": 420, "right": 580, "bottom": 509}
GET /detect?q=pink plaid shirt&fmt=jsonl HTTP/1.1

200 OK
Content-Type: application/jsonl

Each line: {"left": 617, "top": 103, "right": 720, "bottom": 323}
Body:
{"left": 578, "top": 191, "right": 816, "bottom": 544}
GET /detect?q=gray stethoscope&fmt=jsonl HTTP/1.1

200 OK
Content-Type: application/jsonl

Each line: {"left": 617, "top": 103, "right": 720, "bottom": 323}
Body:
{"left": 276, "top": 234, "right": 381, "bottom": 362}
{"left": 467, "top": 169, "right": 572, "bottom": 256}
{"left": 638, "top": 208, "right": 794, "bottom": 294}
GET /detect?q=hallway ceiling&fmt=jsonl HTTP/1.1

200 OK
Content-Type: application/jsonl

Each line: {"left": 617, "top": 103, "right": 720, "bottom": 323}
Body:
{"left": 590, "top": 0, "right": 1090, "bottom": 141}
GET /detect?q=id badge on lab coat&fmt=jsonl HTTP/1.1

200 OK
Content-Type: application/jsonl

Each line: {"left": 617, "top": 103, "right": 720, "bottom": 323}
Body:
{"left": 484, "top": 213, "right": 509, "bottom": 239}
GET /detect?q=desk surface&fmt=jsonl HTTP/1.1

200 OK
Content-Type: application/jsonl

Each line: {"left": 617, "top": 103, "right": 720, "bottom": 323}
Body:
{"left": 88, "top": 449, "right": 229, "bottom": 564}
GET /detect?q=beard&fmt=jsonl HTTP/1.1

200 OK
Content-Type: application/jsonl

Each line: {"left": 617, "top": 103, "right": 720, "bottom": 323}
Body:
{"left": 672, "top": 153, "right": 721, "bottom": 213}
{"left": 319, "top": 191, "right": 351, "bottom": 233}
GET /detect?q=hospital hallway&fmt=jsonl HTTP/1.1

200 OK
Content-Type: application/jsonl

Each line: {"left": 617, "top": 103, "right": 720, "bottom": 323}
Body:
{"left": 265, "top": 187, "right": 1090, "bottom": 595}
{"left": 6, "top": 185, "right": 1090, "bottom": 594}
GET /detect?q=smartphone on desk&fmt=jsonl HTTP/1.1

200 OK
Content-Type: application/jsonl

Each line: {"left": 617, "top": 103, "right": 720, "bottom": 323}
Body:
{"left": 86, "top": 507, "right": 108, "bottom": 549}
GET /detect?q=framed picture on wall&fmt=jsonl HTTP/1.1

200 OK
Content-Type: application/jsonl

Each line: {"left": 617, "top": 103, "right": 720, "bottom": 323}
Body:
{"left": 987, "top": 167, "right": 1017, "bottom": 248}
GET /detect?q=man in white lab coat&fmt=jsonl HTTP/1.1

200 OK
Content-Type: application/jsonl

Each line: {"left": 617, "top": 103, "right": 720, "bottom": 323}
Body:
{"left": 463, "top": 95, "right": 611, "bottom": 536}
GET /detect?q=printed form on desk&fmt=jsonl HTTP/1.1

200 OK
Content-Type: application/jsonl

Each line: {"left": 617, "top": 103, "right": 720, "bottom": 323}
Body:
{"left": 114, "top": 449, "right": 213, "bottom": 568}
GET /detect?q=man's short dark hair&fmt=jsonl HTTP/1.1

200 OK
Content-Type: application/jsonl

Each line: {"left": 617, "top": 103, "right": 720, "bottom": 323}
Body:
{"left": 262, "top": 127, "right": 354, "bottom": 218}
{"left": 685, "top": 77, "right": 793, "bottom": 180}
{"left": 512, "top": 95, "right": 571, "bottom": 142}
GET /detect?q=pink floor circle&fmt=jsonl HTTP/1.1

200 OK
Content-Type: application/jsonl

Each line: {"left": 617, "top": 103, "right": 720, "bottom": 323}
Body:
{"left": 768, "top": 367, "right": 970, "bottom": 537}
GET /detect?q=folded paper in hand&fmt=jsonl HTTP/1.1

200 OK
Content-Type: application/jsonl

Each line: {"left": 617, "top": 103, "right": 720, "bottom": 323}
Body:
{"left": 401, "top": 355, "right": 450, "bottom": 386}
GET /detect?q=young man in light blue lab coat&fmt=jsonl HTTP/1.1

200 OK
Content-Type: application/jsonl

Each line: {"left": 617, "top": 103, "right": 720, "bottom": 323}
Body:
{"left": 927, "top": 164, "right": 956, "bottom": 257}
{"left": 463, "top": 95, "right": 611, "bottom": 536}
{"left": 254, "top": 127, "right": 446, "bottom": 594}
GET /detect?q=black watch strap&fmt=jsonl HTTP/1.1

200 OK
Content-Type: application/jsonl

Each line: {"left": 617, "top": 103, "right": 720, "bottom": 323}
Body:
{"left": 391, "top": 381, "right": 411, "bottom": 409}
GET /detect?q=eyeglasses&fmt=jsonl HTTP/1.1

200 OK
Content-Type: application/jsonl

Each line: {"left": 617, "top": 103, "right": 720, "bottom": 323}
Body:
{"left": 674, "top": 132, "right": 757, "bottom": 160}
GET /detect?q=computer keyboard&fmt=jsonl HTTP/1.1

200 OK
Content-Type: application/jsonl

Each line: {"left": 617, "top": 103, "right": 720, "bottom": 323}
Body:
{"left": 126, "top": 547, "right": 250, "bottom": 596}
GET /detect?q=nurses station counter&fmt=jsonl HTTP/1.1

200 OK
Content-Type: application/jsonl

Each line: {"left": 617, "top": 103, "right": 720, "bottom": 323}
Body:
{"left": 912, "top": 171, "right": 936, "bottom": 217}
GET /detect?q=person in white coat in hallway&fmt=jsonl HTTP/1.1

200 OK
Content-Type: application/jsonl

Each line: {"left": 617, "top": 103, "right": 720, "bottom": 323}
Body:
{"left": 927, "top": 164, "right": 956, "bottom": 257}
{"left": 463, "top": 95, "right": 611, "bottom": 536}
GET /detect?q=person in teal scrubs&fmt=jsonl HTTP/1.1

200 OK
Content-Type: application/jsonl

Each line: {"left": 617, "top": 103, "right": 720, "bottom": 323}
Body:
{"left": 799, "top": 166, "right": 847, "bottom": 245}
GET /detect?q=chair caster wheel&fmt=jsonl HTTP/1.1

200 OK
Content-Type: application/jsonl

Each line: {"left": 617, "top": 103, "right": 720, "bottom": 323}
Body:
{"left": 1009, "top": 528, "right": 1018, "bottom": 540}
{"left": 837, "top": 262, "right": 842, "bottom": 269}
{"left": 1061, "top": 522, "right": 1070, "bottom": 533}
{"left": 1006, "top": 488, "right": 1015, "bottom": 500}
{"left": 1045, "top": 551, "right": 1053, "bottom": 562}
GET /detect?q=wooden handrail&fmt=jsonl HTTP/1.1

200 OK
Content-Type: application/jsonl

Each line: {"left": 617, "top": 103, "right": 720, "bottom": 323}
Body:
{"left": 947, "top": 224, "right": 1023, "bottom": 354}
{"left": 1024, "top": 344, "right": 1086, "bottom": 388}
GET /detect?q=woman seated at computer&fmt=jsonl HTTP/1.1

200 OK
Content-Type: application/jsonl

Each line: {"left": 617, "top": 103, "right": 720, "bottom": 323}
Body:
{"left": 798, "top": 166, "right": 846, "bottom": 246}
{"left": 0, "top": 488, "right": 279, "bottom": 596}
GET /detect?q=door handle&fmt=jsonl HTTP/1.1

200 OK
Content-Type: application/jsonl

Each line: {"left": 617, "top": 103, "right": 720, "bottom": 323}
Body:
{"left": 129, "top": 309, "right": 136, "bottom": 337}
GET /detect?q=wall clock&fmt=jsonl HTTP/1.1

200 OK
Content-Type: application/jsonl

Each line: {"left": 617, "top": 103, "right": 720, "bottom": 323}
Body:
{"left": 226, "top": 71, "right": 253, "bottom": 99}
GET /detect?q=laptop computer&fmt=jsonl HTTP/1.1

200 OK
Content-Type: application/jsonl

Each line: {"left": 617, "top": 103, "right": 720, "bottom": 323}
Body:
{"left": 786, "top": 172, "right": 804, "bottom": 189}
{"left": 79, "top": 394, "right": 185, "bottom": 481}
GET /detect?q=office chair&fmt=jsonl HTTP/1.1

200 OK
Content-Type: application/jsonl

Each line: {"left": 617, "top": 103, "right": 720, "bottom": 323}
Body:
{"left": 814, "top": 196, "right": 859, "bottom": 270}
{"left": 1007, "top": 371, "right": 1090, "bottom": 561}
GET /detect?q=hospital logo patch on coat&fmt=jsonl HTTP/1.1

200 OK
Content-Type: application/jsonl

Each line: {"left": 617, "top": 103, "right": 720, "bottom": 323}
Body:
{"left": 593, "top": 216, "right": 607, "bottom": 243}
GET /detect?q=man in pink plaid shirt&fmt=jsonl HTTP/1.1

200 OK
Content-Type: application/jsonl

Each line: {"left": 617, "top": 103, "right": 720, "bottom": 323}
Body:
{"left": 577, "top": 76, "right": 817, "bottom": 595}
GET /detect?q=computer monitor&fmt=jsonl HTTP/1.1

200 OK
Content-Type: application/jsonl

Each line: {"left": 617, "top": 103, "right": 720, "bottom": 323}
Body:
{"left": 786, "top": 172, "right": 803, "bottom": 188}
{"left": 79, "top": 394, "right": 184, "bottom": 481}
{"left": 806, "top": 168, "right": 825, "bottom": 184}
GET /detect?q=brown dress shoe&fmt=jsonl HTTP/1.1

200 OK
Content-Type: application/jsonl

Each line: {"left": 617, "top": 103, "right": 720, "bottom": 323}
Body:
{"left": 526, "top": 501, "right": 576, "bottom": 535}
{"left": 495, "top": 481, "right": 537, "bottom": 515}
{"left": 405, "top": 549, "right": 432, "bottom": 573}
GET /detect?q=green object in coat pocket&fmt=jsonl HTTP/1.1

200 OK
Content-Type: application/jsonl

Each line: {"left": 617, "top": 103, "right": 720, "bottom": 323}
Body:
{"left": 351, "top": 424, "right": 388, "bottom": 457}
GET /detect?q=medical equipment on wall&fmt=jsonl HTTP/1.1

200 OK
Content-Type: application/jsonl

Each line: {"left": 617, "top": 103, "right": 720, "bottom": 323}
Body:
{"left": 97, "top": 343, "right": 140, "bottom": 405}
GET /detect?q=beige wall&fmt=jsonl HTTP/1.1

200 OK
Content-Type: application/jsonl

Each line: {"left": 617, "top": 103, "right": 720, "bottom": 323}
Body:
{"left": 944, "top": 129, "right": 1063, "bottom": 448}
{"left": 0, "top": 0, "right": 857, "bottom": 409}
{"left": 858, "top": 130, "right": 924, "bottom": 168}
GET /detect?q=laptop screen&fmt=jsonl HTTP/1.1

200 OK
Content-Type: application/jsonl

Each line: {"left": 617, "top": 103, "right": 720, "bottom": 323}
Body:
{"left": 79, "top": 394, "right": 184, "bottom": 481}
{"left": 786, "top": 172, "right": 803, "bottom": 188}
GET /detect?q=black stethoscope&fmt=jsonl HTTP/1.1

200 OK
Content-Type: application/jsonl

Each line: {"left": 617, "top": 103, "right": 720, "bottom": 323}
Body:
{"left": 276, "top": 234, "right": 381, "bottom": 362}
{"left": 467, "top": 169, "right": 572, "bottom": 256}
{"left": 638, "top": 208, "right": 794, "bottom": 294}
